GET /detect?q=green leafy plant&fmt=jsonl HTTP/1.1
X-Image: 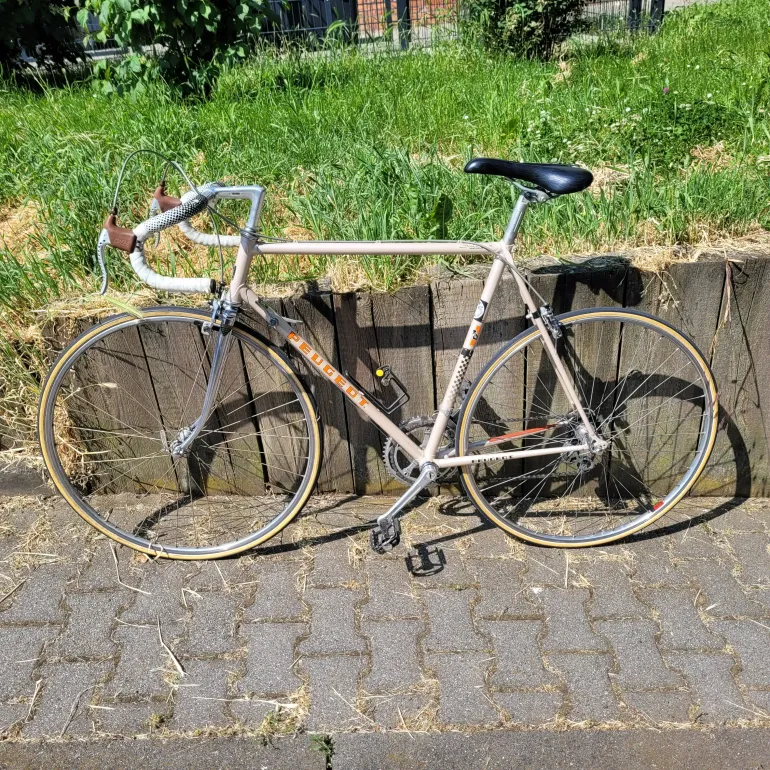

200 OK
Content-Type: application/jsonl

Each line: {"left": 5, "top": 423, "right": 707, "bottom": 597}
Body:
{"left": 464, "top": 0, "right": 588, "bottom": 58}
{"left": 76, "top": 0, "right": 275, "bottom": 93}
{"left": 0, "top": 0, "right": 83, "bottom": 70}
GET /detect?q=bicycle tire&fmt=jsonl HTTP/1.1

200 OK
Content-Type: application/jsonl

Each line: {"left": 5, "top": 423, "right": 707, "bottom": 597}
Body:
{"left": 456, "top": 308, "right": 718, "bottom": 547}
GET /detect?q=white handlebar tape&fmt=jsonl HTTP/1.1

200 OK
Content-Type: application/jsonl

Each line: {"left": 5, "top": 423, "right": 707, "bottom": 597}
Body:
{"left": 178, "top": 219, "right": 241, "bottom": 247}
{"left": 129, "top": 187, "right": 218, "bottom": 294}
{"left": 134, "top": 189, "right": 214, "bottom": 242}
{"left": 130, "top": 245, "right": 212, "bottom": 294}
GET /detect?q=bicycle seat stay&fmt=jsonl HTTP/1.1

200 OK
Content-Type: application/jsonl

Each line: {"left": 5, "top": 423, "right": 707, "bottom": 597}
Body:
{"left": 464, "top": 157, "right": 593, "bottom": 195}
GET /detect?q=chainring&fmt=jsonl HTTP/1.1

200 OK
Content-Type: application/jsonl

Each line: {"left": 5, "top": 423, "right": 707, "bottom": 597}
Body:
{"left": 383, "top": 416, "right": 457, "bottom": 486}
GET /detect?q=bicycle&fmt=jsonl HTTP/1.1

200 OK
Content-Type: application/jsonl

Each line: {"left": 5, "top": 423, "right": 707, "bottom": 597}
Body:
{"left": 38, "top": 156, "right": 719, "bottom": 559}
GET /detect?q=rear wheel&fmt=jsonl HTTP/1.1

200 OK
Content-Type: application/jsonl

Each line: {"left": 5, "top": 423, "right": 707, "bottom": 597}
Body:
{"left": 456, "top": 308, "right": 718, "bottom": 546}
{"left": 39, "top": 308, "right": 321, "bottom": 559}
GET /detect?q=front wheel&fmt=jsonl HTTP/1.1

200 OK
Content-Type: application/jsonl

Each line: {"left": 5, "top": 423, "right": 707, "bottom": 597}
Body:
{"left": 456, "top": 308, "right": 718, "bottom": 547}
{"left": 39, "top": 307, "right": 322, "bottom": 559}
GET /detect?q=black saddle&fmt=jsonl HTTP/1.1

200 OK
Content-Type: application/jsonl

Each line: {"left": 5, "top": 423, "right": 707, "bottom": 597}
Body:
{"left": 464, "top": 157, "right": 593, "bottom": 195}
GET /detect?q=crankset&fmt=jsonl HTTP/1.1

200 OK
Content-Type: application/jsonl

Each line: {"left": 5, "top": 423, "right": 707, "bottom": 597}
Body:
{"left": 383, "top": 415, "right": 456, "bottom": 486}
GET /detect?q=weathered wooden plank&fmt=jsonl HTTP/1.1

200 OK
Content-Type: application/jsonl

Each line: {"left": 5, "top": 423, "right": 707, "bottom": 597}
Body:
{"left": 81, "top": 325, "right": 175, "bottom": 494}
{"left": 241, "top": 336, "right": 310, "bottom": 497}
{"left": 140, "top": 319, "right": 239, "bottom": 497}
{"left": 622, "top": 262, "right": 724, "bottom": 498}
{"left": 207, "top": 335, "right": 267, "bottom": 497}
{"left": 522, "top": 262, "right": 626, "bottom": 501}
{"left": 282, "top": 291, "right": 354, "bottom": 493}
{"left": 701, "top": 257, "right": 770, "bottom": 497}
{"left": 371, "top": 284, "right": 434, "bottom": 493}
{"left": 333, "top": 291, "right": 386, "bottom": 495}
{"left": 239, "top": 298, "right": 314, "bottom": 496}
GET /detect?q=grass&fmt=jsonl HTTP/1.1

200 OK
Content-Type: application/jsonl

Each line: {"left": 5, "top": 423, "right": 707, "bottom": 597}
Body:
{"left": 1, "top": 0, "right": 770, "bottom": 450}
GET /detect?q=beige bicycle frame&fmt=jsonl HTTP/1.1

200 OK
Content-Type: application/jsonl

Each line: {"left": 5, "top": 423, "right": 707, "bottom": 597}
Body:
{"left": 226, "top": 193, "right": 602, "bottom": 470}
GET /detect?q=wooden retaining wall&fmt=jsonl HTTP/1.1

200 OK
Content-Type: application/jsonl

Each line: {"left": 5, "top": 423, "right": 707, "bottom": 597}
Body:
{"left": 46, "top": 253, "right": 767, "bottom": 497}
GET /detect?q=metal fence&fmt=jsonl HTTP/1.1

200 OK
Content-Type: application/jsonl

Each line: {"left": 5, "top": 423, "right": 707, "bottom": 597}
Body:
{"left": 77, "top": 0, "right": 677, "bottom": 59}
{"left": 583, "top": 0, "right": 666, "bottom": 33}
{"left": 259, "top": 0, "right": 460, "bottom": 47}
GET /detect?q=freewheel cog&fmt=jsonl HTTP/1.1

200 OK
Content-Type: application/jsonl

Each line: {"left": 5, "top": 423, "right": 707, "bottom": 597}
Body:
{"left": 383, "top": 416, "right": 456, "bottom": 486}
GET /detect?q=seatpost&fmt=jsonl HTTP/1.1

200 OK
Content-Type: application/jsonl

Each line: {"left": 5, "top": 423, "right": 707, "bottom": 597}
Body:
{"left": 502, "top": 187, "right": 551, "bottom": 246}
{"left": 502, "top": 194, "right": 530, "bottom": 245}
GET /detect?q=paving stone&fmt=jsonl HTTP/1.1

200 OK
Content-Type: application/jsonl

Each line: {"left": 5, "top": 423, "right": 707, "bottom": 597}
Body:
{"left": 541, "top": 590, "right": 607, "bottom": 652}
{"left": 524, "top": 550, "right": 568, "bottom": 587}
{"left": 370, "top": 693, "right": 433, "bottom": 729}
{"left": 425, "top": 652, "right": 497, "bottom": 726}
{"left": 228, "top": 698, "right": 273, "bottom": 727}
{"left": 302, "top": 654, "right": 366, "bottom": 731}
{"left": 120, "top": 562, "right": 189, "bottom": 623}
{"left": 711, "top": 621, "right": 770, "bottom": 688}
{"left": 299, "top": 588, "right": 365, "bottom": 655}
{"left": 183, "top": 593, "right": 239, "bottom": 656}
{"left": 623, "top": 691, "right": 694, "bottom": 724}
{"left": 494, "top": 691, "right": 562, "bottom": 725}
{"left": 362, "top": 619, "right": 423, "bottom": 693}
{"left": 580, "top": 561, "right": 648, "bottom": 618}
{"left": 0, "top": 703, "right": 27, "bottom": 731}
{"left": 423, "top": 589, "right": 488, "bottom": 652}
{"left": 244, "top": 561, "right": 304, "bottom": 621}
{"left": 668, "top": 530, "right": 723, "bottom": 560}
{"left": 548, "top": 653, "right": 619, "bottom": 723}
{"left": 309, "top": 499, "right": 382, "bottom": 532}
{"left": 54, "top": 591, "right": 126, "bottom": 659}
{"left": 472, "top": 559, "right": 537, "bottom": 618}
{"left": 708, "top": 507, "right": 767, "bottom": 534}
{"left": 597, "top": 619, "right": 682, "bottom": 690}
{"left": 310, "top": 542, "right": 358, "bottom": 586}
{"left": 665, "top": 653, "right": 747, "bottom": 723}
{"left": 188, "top": 561, "right": 257, "bottom": 592}
{"left": 460, "top": 525, "right": 518, "bottom": 559}
{"left": 108, "top": 625, "right": 168, "bottom": 699}
{"left": 0, "top": 626, "right": 57, "bottom": 700}
{"left": 744, "top": 587, "right": 770, "bottom": 613}
{"left": 680, "top": 559, "right": 766, "bottom": 618}
{"left": 407, "top": 544, "right": 474, "bottom": 588}
{"left": 171, "top": 659, "right": 233, "bottom": 730}
{"left": 726, "top": 535, "right": 770, "bottom": 587}
{"left": 361, "top": 556, "right": 421, "bottom": 619}
{"left": 0, "top": 567, "right": 70, "bottom": 623}
{"left": 479, "top": 620, "right": 553, "bottom": 689}
{"left": 25, "top": 661, "right": 110, "bottom": 738}
{"left": 745, "top": 691, "right": 770, "bottom": 715}
{"left": 74, "top": 541, "right": 131, "bottom": 591}
{"left": 238, "top": 622, "right": 305, "bottom": 695}
{"left": 638, "top": 589, "right": 721, "bottom": 650}
{"left": 97, "top": 701, "right": 166, "bottom": 735}
{"left": 630, "top": 542, "right": 688, "bottom": 586}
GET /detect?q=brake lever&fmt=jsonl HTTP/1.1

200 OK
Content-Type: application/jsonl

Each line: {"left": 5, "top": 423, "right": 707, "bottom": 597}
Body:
{"left": 96, "top": 227, "right": 110, "bottom": 295}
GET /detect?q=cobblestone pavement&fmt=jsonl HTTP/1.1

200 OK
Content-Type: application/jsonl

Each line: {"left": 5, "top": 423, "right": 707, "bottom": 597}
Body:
{"left": 0, "top": 492, "right": 769, "bottom": 744}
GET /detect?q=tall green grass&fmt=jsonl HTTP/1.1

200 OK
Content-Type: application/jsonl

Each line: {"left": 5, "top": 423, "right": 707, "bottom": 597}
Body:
{"left": 1, "top": 0, "right": 769, "bottom": 311}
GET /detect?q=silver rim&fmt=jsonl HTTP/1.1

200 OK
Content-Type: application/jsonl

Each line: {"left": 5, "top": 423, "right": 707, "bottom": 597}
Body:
{"left": 43, "top": 312, "right": 318, "bottom": 556}
{"left": 460, "top": 310, "right": 716, "bottom": 545}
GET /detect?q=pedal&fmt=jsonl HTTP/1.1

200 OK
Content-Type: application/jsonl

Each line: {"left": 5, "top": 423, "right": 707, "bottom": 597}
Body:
{"left": 369, "top": 518, "right": 401, "bottom": 554}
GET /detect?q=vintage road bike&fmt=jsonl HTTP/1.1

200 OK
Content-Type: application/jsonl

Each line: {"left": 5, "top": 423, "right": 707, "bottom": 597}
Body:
{"left": 38, "top": 157, "right": 719, "bottom": 559}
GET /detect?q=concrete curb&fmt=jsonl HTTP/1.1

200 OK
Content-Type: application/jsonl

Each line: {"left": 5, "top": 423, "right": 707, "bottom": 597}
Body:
{"left": 1, "top": 728, "right": 769, "bottom": 769}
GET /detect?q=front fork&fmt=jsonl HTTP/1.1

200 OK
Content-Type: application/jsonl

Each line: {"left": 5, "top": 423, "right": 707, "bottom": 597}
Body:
{"left": 169, "top": 299, "right": 239, "bottom": 457}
